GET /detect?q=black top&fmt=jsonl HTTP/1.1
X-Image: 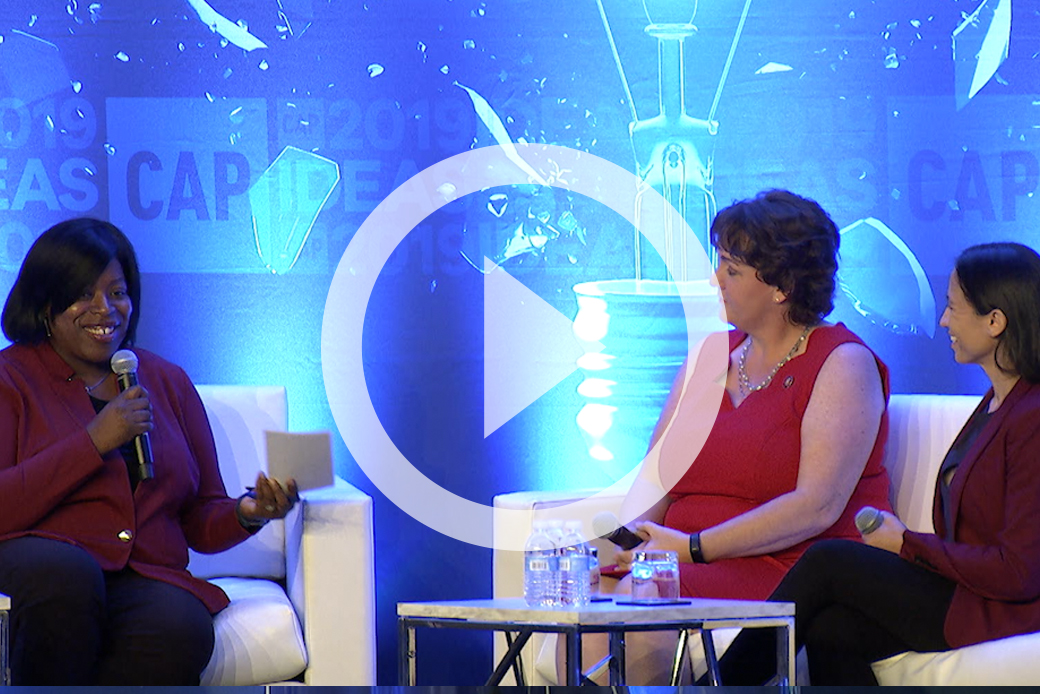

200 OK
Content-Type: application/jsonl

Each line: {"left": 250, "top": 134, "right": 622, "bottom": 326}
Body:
{"left": 89, "top": 395, "right": 141, "bottom": 492}
{"left": 938, "top": 405, "right": 992, "bottom": 541}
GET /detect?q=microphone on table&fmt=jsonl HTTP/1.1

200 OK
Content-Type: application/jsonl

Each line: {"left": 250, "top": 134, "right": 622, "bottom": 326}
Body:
{"left": 111, "top": 349, "right": 154, "bottom": 481}
{"left": 592, "top": 511, "right": 643, "bottom": 550}
{"left": 854, "top": 506, "right": 884, "bottom": 535}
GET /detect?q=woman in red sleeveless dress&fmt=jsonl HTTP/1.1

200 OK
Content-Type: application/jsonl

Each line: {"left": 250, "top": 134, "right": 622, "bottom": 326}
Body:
{"left": 578, "top": 189, "right": 892, "bottom": 683}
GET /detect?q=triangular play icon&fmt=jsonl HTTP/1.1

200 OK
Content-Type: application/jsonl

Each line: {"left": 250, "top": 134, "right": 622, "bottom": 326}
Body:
{"left": 483, "top": 257, "right": 588, "bottom": 438}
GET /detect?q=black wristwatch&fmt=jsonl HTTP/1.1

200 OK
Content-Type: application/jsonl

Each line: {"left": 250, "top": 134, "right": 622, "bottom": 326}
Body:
{"left": 689, "top": 531, "right": 707, "bottom": 563}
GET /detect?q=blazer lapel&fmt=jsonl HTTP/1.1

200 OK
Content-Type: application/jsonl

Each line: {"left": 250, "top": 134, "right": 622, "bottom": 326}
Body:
{"left": 32, "top": 342, "right": 98, "bottom": 428}
{"left": 945, "top": 379, "right": 1032, "bottom": 533}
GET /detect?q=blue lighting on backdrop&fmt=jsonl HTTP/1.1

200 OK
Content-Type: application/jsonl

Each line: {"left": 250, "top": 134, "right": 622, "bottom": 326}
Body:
{"left": 0, "top": 0, "right": 1037, "bottom": 683}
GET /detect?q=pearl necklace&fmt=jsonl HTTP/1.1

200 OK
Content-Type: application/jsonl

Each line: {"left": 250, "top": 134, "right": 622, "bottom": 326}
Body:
{"left": 738, "top": 325, "right": 811, "bottom": 396}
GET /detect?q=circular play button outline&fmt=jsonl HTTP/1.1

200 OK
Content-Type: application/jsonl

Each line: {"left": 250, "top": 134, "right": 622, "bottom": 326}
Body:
{"left": 321, "top": 143, "right": 726, "bottom": 550}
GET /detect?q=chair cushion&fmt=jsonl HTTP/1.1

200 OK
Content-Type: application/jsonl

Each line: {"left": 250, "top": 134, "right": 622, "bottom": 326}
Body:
{"left": 189, "top": 520, "right": 287, "bottom": 581}
{"left": 189, "top": 386, "right": 289, "bottom": 581}
{"left": 873, "top": 631, "right": 1040, "bottom": 685}
{"left": 200, "top": 577, "right": 307, "bottom": 685}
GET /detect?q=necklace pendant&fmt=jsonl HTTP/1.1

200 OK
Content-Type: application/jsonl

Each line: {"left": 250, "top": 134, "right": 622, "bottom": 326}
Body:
{"left": 83, "top": 374, "right": 108, "bottom": 393}
{"left": 737, "top": 325, "right": 811, "bottom": 397}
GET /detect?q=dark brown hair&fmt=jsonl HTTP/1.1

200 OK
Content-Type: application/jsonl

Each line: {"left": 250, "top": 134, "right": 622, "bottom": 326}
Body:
{"left": 710, "top": 189, "right": 840, "bottom": 326}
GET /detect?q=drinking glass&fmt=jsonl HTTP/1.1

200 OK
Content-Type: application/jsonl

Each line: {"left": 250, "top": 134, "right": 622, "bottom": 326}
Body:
{"left": 630, "top": 550, "right": 680, "bottom": 602}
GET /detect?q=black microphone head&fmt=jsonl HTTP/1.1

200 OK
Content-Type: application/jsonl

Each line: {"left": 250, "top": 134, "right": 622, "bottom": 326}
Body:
{"left": 592, "top": 511, "right": 620, "bottom": 539}
{"left": 854, "top": 506, "right": 883, "bottom": 535}
{"left": 111, "top": 349, "right": 139, "bottom": 375}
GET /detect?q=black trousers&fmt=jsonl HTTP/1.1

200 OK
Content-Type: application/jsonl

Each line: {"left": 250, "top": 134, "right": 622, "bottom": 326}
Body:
{"left": 0, "top": 536, "right": 215, "bottom": 685}
{"left": 718, "top": 539, "right": 957, "bottom": 685}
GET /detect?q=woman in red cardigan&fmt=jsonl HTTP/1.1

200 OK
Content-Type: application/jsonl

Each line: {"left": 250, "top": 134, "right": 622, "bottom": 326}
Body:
{"left": 719, "top": 242, "right": 1040, "bottom": 685}
{"left": 0, "top": 218, "right": 298, "bottom": 685}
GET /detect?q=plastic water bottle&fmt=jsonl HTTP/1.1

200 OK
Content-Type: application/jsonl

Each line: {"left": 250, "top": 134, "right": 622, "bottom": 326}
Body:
{"left": 524, "top": 520, "right": 558, "bottom": 607}
{"left": 558, "top": 520, "right": 590, "bottom": 606}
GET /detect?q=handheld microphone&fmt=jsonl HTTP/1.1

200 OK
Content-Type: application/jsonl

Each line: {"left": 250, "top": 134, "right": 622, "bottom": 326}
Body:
{"left": 854, "top": 506, "right": 883, "bottom": 535}
{"left": 592, "top": 511, "right": 643, "bottom": 550}
{"left": 111, "top": 349, "right": 154, "bottom": 481}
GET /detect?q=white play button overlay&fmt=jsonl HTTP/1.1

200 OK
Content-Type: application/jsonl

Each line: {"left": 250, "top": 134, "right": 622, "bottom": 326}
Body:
{"left": 483, "top": 257, "right": 593, "bottom": 438}
{"left": 323, "top": 143, "right": 725, "bottom": 549}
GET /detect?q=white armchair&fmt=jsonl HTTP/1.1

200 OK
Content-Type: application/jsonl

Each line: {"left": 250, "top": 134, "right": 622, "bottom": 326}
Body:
{"left": 493, "top": 393, "right": 1040, "bottom": 685}
{"left": 870, "top": 394, "right": 1040, "bottom": 686}
{"left": 187, "top": 386, "right": 376, "bottom": 685}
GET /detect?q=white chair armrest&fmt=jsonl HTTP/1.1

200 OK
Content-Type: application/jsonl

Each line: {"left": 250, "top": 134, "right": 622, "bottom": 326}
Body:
{"left": 286, "top": 477, "right": 376, "bottom": 685}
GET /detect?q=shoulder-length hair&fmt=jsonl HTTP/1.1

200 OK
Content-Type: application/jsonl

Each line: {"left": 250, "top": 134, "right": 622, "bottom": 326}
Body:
{"left": 956, "top": 242, "right": 1040, "bottom": 383}
{"left": 710, "top": 189, "right": 839, "bottom": 326}
{"left": 2, "top": 218, "right": 141, "bottom": 346}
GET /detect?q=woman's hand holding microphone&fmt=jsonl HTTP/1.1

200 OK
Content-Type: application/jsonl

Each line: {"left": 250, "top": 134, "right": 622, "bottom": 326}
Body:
{"left": 855, "top": 505, "right": 907, "bottom": 554}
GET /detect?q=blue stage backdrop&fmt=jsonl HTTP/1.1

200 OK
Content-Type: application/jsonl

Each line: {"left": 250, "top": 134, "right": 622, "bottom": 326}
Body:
{"left": 0, "top": 0, "right": 1037, "bottom": 684}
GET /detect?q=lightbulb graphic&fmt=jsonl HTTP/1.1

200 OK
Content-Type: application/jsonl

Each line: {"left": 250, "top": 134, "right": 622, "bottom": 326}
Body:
{"left": 568, "top": 0, "right": 750, "bottom": 471}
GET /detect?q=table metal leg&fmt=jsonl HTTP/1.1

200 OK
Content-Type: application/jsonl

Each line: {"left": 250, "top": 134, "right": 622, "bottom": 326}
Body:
{"left": 669, "top": 628, "right": 689, "bottom": 686}
{"left": 564, "top": 629, "right": 581, "bottom": 686}
{"left": 397, "top": 620, "right": 416, "bottom": 685}
{"left": 702, "top": 628, "right": 720, "bottom": 686}
{"left": 0, "top": 609, "right": 8, "bottom": 686}
{"left": 608, "top": 630, "right": 626, "bottom": 685}
{"left": 486, "top": 629, "right": 533, "bottom": 686}
{"left": 502, "top": 631, "right": 527, "bottom": 686}
{"left": 776, "top": 617, "right": 796, "bottom": 686}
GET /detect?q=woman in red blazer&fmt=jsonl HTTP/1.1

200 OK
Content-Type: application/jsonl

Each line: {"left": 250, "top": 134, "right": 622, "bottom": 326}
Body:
{"left": 0, "top": 219, "right": 298, "bottom": 685}
{"left": 718, "top": 241, "right": 1040, "bottom": 685}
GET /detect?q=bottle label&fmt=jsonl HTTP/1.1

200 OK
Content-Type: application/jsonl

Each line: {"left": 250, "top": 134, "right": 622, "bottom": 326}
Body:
{"left": 527, "top": 558, "right": 550, "bottom": 572}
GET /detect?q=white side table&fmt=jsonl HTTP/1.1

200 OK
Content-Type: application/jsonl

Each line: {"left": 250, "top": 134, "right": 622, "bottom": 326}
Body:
{"left": 0, "top": 592, "right": 9, "bottom": 686}
{"left": 398, "top": 596, "right": 795, "bottom": 686}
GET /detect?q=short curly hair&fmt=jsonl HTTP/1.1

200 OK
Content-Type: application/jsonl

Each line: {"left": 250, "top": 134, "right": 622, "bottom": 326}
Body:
{"left": 710, "top": 189, "right": 840, "bottom": 326}
{"left": 2, "top": 217, "right": 141, "bottom": 346}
